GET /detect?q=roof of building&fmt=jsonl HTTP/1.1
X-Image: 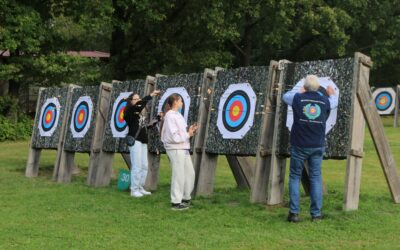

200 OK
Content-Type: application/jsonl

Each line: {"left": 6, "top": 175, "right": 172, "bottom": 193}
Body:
{"left": 0, "top": 50, "right": 110, "bottom": 58}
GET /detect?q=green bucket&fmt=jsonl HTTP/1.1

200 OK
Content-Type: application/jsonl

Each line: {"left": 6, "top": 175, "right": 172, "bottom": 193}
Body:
{"left": 117, "top": 169, "right": 131, "bottom": 191}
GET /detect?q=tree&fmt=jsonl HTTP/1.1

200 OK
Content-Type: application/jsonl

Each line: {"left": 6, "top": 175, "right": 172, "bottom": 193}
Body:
{"left": 0, "top": 0, "right": 113, "bottom": 96}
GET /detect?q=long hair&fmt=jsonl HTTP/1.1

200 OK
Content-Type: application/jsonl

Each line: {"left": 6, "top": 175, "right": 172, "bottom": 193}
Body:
{"left": 160, "top": 94, "right": 181, "bottom": 136}
{"left": 123, "top": 93, "right": 135, "bottom": 118}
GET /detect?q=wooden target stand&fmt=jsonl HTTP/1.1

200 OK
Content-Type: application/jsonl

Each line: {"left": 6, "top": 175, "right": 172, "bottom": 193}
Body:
{"left": 394, "top": 85, "right": 400, "bottom": 128}
{"left": 195, "top": 67, "right": 267, "bottom": 196}
{"left": 251, "top": 53, "right": 400, "bottom": 211}
{"left": 26, "top": 84, "right": 78, "bottom": 178}
{"left": 144, "top": 70, "right": 216, "bottom": 191}
{"left": 251, "top": 60, "right": 323, "bottom": 203}
{"left": 53, "top": 83, "right": 112, "bottom": 183}
{"left": 87, "top": 77, "right": 154, "bottom": 187}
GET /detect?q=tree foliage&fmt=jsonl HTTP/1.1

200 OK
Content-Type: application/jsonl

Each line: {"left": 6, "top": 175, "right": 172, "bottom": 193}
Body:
{"left": 0, "top": 0, "right": 399, "bottom": 92}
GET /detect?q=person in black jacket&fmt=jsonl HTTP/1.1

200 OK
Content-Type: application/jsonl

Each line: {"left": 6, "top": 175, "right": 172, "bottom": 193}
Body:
{"left": 124, "top": 89, "right": 160, "bottom": 198}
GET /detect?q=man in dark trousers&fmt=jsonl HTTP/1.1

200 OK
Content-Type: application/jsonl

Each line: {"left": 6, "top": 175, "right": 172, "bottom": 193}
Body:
{"left": 282, "top": 75, "right": 337, "bottom": 222}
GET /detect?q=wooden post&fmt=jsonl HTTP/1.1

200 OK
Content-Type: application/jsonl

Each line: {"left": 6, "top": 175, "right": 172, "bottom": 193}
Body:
{"left": 144, "top": 76, "right": 160, "bottom": 191}
{"left": 343, "top": 54, "right": 367, "bottom": 210}
{"left": 226, "top": 156, "right": 255, "bottom": 189}
{"left": 394, "top": 85, "right": 400, "bottom": 128}
{"left": 194, "top": 68, "right": 221, "bottom": 196}
{"left": 53, "top": 84, "right": 81, "bottom": 182}
{"left": 87, "top": 83, "right": 113, "bottom": 187}
{"left": 250, "top": 61, "right": 280, "bottom": 203}
{"left": 192, "top": 69, "right": 215, "bottom": 192}
{"left": 121, "top": 153, "right": 132, "bottom": 170}
{"left": 25, "top": 88, "right": 45, "bottom": 177}
{"left": 355, "top": 53, "right": 400, "bottom": 204}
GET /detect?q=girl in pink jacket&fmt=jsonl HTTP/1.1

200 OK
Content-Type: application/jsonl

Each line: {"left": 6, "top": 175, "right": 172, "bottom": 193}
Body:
{"left": 161, "top": 94, "right": 198, "bottom": 211}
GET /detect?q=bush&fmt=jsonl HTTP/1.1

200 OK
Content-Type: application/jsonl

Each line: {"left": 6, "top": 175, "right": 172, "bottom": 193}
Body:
{"left": 0, "top": 95, "right": 19, "bottom": 120}
{"left": 0, "top": 114, "right": 33, "bottom": 141}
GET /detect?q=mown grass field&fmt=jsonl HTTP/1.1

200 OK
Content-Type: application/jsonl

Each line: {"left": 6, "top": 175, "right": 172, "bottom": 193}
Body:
{"left": 1, "top": 116, "right": 399, "bottom": 249}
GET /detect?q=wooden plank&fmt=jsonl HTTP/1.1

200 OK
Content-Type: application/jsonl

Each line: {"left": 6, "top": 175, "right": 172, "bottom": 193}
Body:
{"left": 25, "top": 87, "right": 45, "bottom": 177}
{"left": 236, "top": 157, "right": 255, "bottom": 188}
{"left": 53, "top": 84, "right": 80, "bottom": 182}
{"left": 25, "top": 148, "right": 42, "bottom": 177}
{"left": 145, "top": 152, "right": 160, "bottom": 191}
{"left": 195, "top": 152, "right": 218, "bottom": 196}
{"left": 356, "top": 54, "right": 400, "bottom": 203}
{"left": 192, "top": 69, "right": 216, "bottom": 191}
{"left": 121, "top": 153, "right": 131, "bottom": 169}
{"left": 226, "top": 156, "right": 251, "bottom": 188}
{"left": 194, "top": 68, "right": 220, "bottom": 196}
{"left": 266, "top": 60, "right": 289, "bottom": 205}
{"left": 343, "top": 53, "right": 367, "bottom": 211}
{"left": 250, "top": 61, "right": 279, "bottom": 203}
{"left": 394, "top": 85, "right": 400, "bottom": 128}
{"left": 143, "top": 76, "right": 161, "bottom": 191}
{"left": 87, "top": 83, "right": 114, "bottom": 187}
{"left": 54, "top": 152, "right": 76, "bottom": 183}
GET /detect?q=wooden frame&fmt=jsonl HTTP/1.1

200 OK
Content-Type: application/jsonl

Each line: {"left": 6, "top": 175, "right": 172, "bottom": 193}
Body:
{"left": 250, "top": 60, "right": 280, "bottom": 203}
{"left": 343, "top": 52, "right": 400, "bottom": 210}
{"left": 394, "top": 85, "right": 400, "bottom": 128}
{"left": 86, "top": 83, "right": 114, "bottom": 186}
{"left": 192, "top": 69, "right": 216, "bottom": 192}
{"left": 195, "top": 67, "right": 264, "bottom": 196}
{"left": 26, "top": 85, "right": 77, "bottom": 178}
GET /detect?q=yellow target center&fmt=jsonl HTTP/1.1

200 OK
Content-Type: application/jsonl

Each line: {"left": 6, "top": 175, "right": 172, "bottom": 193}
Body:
{"left": 232, "top": 106, "right": 240, "bottom": 116}
{"left": 379, "top": 96, "right": 387, "bottom": 105}
{"left": 78, "top": 113, "right": 84, "bottom": 122}
{"left": 46, "top": 113, "right": 51, "bottom": 122}
{"left": 119, "top": 112, "right": 124, "bottom": 120}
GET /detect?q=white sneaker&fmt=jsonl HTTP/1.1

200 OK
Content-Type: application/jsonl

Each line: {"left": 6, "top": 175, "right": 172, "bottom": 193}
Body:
{"left": 139, "top": 187, "right": 151, "bottom": 195}
{"left": 131, "top": 190, "right": 144, "bottom": 198}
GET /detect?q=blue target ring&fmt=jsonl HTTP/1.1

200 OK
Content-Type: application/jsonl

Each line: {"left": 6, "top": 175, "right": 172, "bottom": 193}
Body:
{"left": 375, "top": 92, "right": 392, "bottom": 111}
{"left": 114, "top": 99, "right": 128, "bottom": 132}
{"left": 41, "top": 103, "right": 57, "bottom": 131}
{"left": 73, "top": 102, "right": 89, "bottom": 132}
{"left": 222, "top": 90, "right": 250, "bottom": 132}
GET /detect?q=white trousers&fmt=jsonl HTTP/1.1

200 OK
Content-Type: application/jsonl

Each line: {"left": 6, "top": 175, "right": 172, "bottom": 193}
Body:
{"left": 166, "top": 149, "right": 195, "bottom": 204}
{"left": 129, "top": 141, "right": 148, "bottom": 192}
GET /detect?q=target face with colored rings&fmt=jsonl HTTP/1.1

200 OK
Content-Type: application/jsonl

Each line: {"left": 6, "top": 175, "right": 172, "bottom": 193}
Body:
{"left": 286, "top": 76, "right": 340, "bottom": 135}
{"left": 217, "top": 83, "right": 256, "bottom": 139}
{"left": 372, "top": 87, "right": 395, "bottom": 115}
{"left": 157, "top": 87, "right": 191, "bottom": 123}
{"left": 38, "top": 97, "right": 61, "bottom": 137}
{"left": 70, "top": 96, "right": 93, "bottom": 138}
{"left": 111, "top": 92, "right": 132, "bottom": 138}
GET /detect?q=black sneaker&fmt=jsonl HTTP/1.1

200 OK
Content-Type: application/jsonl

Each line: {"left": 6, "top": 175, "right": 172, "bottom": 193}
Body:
{"left": 311, "top": 215, "right": 323, "bottom": 222}
{"left": 181, "top": 199, "right": 191, "bottom": 206}
{"left": 171, "top": 203, "right": 189, "bottom": 211}
{"left": 287, "top": 212, "right": 301, "bottom": 223}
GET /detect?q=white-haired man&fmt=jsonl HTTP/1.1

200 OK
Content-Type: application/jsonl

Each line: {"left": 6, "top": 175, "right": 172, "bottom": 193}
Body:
{"left": 282, "top": 75, "right": 337, "bottom": 222}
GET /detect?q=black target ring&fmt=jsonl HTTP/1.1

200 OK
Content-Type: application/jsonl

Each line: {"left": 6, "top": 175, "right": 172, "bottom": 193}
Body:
{"left": 41, "top": 103, "right": 57, "bottom": 132}
{"left": 73, "top": 101, "right": 89, "bottom": 133}
{"left": 222, "top": 90, "right": 251, "bottom": 132}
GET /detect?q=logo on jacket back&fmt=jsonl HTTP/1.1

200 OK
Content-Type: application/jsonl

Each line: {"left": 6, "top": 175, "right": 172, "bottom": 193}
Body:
{"left": 303, "top": 103, "right": 321, "bottom": 120}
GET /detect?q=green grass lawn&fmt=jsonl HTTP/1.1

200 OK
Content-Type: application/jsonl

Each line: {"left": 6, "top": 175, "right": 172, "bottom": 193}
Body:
{"left": 1, "top": 116, "right": 400, "bottom": 249}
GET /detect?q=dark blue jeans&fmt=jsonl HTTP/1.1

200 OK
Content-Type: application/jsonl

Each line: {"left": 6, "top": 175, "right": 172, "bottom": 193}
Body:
{"left": 289, "top": 146, "right": 324, "bottom": 217}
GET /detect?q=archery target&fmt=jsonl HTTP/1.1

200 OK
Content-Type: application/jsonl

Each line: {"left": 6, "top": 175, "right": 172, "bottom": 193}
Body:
{"left": 70, "top": 96, "right": 93, "bottom": 138}
{"left": 111, "top": 92, "right": 132, "bottom": 138}
{"left": 286, "top": 77, "right": 340, "bottom": 134}
{"left": 372, "top": 88, "right": 395, "bottom": 115}
{"left": 217, "top": 83, "right": 257, "bottom": 139}
{"left": 38, "top": 97, "right": 61, "bottom": 137}
{"left": 157, "top": 87, "right": 191, "bottom": 122}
